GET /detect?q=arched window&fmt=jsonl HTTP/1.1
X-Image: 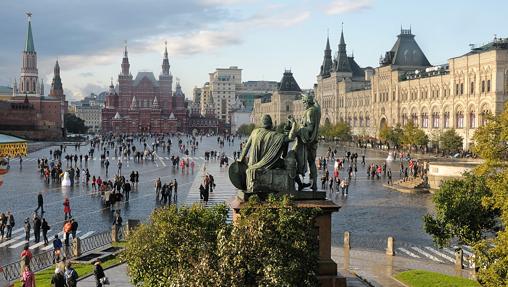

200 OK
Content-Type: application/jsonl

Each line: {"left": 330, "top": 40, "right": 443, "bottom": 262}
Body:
{"left": 456, "top": 111, "right": 464, "bottom": 128}
{"left": 411, "top": 113, "right": 418, "bottom": 125}
{"left": 366, "top": 116, "right": 370, "bottom": 127}
{"left": 444, "top": 112, "right": 450, "bottom": 128}
{"left": 402, "top": 113, "right": 408, "bottom": 126}
{"left": 470, "top": 111, "right": 476, "bottom": 128}
{"left": 421, "top": 113, "right": 429, "bottom": 128}
{"left": 432, "top": 112, "right": 440, "bottom": 128}
{"left": 359, "top": 117, "right": 364, "bottom": 127}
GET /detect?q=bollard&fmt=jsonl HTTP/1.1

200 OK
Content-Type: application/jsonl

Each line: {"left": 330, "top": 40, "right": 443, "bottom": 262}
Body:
{"left": 111, "top": 225, "right": 118, "bottom": 243}
{"left": 386, "top": 236, "right": 395, "bottom": 256}
{"left": 455, "top": 248, "right": 463, "bottom": 270}
{"left": 72, "top": 237, "right": 81, "bottom": 257}
{"left": 344, "top": 231, "right": 351, "bottom": 250}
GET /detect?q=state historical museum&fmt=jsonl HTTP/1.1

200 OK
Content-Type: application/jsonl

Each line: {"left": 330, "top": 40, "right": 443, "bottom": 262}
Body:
{"left": 101, "top": 43, "right": 187, "bottom": 134}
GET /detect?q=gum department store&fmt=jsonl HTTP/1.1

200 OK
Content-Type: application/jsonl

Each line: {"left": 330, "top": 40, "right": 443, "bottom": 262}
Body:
{"left": 253, "top": 27, "right": 508, "bottom": 149}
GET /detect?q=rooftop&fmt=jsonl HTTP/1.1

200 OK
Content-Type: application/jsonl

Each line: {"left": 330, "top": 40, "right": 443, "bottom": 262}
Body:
{"left": 0, "top": 134, "right": 27, "bottom": 144}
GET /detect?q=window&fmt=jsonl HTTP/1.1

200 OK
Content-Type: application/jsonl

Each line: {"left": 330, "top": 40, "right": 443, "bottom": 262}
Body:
{"left": 482, "top": 80, "right": 485, "bottom": 93}
{"left": 411, "top": 113, "right": 418, "bottom": 125}
{"left": 481, "top": 111, "right": 489, "bottom": 126}
{"left": 470, "top": 112, "right": 476, "bottom": 128}
{"left": 470, "top": 82, "right": 474, "bottom": 94}
{"left": 444, "top": 112, "right": 450, "bottom": 128}
{"left": 456, "top": 111, "right": 464, "bottom": 128}
{"left": 402, "top": 114, "right": 407, "bottom": 126}
{"left": 359, "top": 117, "right": 364, "bottom": 127}
{"left": 421, "top": 113, "right": 429, "bottom": 128}
{"left": 456, "top": 84, "right": 459, "bottom": 95}
{"left": 460, "top": 83, "right": 464, "bottom": 95}
{"left": 432, "top": 112, "right": 440, "bottom": 128}
{"left": 487, "top": 80, "right": 491, "bottom": 92}
{"left": 366, "top": 116, "right": 370, "bottom": 127}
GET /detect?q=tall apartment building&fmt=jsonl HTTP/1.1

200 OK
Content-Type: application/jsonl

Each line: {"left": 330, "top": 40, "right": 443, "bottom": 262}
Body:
{"left": 200, "top": 66, "right": 242, "bottom": 123}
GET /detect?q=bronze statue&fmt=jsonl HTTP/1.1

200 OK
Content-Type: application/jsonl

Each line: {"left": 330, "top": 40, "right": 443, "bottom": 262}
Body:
{"left": 292, "top": 93, "right": 321, "bottom": 191}
{"left": 230, "top": 93, "right": 321, "bottom": 195}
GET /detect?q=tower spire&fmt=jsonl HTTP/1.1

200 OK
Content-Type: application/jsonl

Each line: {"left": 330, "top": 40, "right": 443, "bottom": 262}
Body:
{"left": 161, "top": 41, "right": 170, "bottom": 76}
{"left": 334, "top": 22, "right": 351, "bottom": 73}
{"left": 49, "top": 60, "right": 64, "bottom": 99}
{"left": 25, "top": 12, "right": 35, "bottom": 52}
{"left": 320, "top": 31, "right": 333, "bottom": 77}
{"left": 121, "top": 40, "right": 130, "bottom": 76}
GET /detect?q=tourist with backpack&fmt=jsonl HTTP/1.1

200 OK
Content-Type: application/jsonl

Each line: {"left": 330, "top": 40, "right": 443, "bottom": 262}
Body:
{"left": 64, "top": 262, "right": 78, "bottom": 287}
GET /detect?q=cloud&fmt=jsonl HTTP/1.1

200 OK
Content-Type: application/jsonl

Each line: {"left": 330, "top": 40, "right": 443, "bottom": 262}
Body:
{"left": 80, "top": 72, "right": 94, "bottom": 77}
{"left": 324, "top": 0, "right": 372, "bottom": 15}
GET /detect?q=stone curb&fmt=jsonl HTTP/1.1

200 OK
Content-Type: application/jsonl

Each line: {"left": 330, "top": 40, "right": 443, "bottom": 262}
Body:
{"left": 350, "top": 271, "right": 376, "bottom": 287}
{"left": 390, "top": 275, "right": 410, "bottom": 287}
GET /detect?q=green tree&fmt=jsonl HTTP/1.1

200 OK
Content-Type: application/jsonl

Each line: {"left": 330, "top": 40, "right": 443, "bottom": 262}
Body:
{"left": 332, "top": 121, "right": 352, "bottom": 142}
{"left": 237, "top": 123, "right": 256, "bottom": 137}
{"left": 122, "top": 204, "right": 229, "bottom": 287}
{"left": 401, "top": 122, "right": 428, "bottom": 148}
{"left": 64, "top": 113, "right": 88, "bottom": 134}
{"left": 379, "top": 125, "right": 390, "bottom": 142}
{"left": 440, "top": 129, "right": 463, "bottom": 154}
{"left": 123, "top": 197, "right": 320, "bottom": 287}
{"left": 215, "top": 196, "right": 319, "bottom": 287}
{"left": 471, "top": 106, "right": 508, "bottom": 286}
{"left": 423, "top": 173, "right": 498, "bottom": 248}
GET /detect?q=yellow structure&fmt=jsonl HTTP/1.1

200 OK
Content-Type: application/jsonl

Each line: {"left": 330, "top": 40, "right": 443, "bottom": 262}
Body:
{"left": 252, "top": 26, "right": 508, "bottom": 149}
{"left": 0, "top": 134, "right": 28, "bottom": 158}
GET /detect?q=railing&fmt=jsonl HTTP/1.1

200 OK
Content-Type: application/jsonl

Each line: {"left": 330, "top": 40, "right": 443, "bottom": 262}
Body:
{"left": 1, "top": 225, "right": 125, "bottom": 282}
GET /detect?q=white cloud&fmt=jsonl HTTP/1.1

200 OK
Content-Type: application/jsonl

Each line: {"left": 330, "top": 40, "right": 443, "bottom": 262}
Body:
{"left": 325, "top": 0, "right": 372, "bottom": 15}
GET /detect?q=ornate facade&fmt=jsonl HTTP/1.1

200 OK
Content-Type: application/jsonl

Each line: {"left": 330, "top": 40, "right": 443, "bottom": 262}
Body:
{"left": 315, "top": 27, "right": 508, "bottom": 148}
{"left": 101, "top": 43, "right": 187, "bottom": 134}
{"left": 0, "top": 14, "right": 67, "bottom": 140}
{"left": 252, "top": 70, "right": 302, "bottom": 127}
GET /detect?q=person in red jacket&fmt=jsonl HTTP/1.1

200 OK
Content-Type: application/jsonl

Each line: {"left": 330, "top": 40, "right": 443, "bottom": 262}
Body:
{"left": 63, "top": 198, "right": 71, "bottom": 220}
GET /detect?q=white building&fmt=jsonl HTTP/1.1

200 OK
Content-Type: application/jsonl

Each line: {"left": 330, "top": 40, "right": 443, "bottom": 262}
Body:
{"left": 201, "top": 66, "right": 242, "bottom": 123}
{"left": 75, "top": 105, "right": 102, "bottom": 133}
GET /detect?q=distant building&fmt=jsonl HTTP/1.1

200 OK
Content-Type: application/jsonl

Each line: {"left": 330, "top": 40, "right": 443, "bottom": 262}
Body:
{"left": 251, "top": 70, "right": 303, "bottom": 126}
{"left": 199, "top": 66, "right": 242, "bottom": 123}
{"left": 236, "top": 80, "right": 278, "bottom": 112}
{"left": 75, "top": 105, "right": 102, "bottom": 132}
{"left": 0, "top": 14, "right": 67, "bottom": 140}
{"left": 101, "top": 42, "right": 187, "bottom": 134}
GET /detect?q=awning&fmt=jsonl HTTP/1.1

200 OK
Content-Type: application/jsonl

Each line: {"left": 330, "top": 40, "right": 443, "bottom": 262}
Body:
{"left": 0, "top": 134, "right": 28, "bottom": 158}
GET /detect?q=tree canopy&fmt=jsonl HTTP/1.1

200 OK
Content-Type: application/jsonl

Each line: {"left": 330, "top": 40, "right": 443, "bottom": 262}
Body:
{"left": 237, "top": 123, "right": 256, "bottom": 137}
{"left": 64, "top": 113, "right": 88, "bottom": 134}
{"left": 423, "top": 173, "right": 498, "bottom": 248}
{"left": 379, "top": 124, "right": 403, "bottom": 147}
{"left": 319, "top": 121, "right": 352, "bottom": 141}
{"left": 122, "top": 196, "right": 320, "bottom": 287}
{"left": 471, "top": 106, "right": 508, "bottom": 286}
{"left": 440, "top": 129, "right": 463, "bottom": 154}
{"left": 401, "top": 122, "right": 428, "bottom": 147}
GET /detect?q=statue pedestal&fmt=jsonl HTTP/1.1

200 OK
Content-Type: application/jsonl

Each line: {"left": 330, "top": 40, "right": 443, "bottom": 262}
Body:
{"left": 230, "top": 192, "right": 346, "bottom": 287}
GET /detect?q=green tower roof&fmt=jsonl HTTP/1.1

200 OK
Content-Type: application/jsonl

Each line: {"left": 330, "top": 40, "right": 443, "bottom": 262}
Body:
{"left": 25, "top": 18, "right": 35, "bottom": 52}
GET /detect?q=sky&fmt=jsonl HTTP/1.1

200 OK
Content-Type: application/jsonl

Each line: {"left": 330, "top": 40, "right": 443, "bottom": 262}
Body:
{"left": 0, "top": 0, "right": 507, "bottom": 101}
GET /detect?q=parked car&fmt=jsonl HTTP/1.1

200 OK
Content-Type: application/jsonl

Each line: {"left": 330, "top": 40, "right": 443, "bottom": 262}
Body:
{"left": 0, "top": 267, "right": 13, "bottom": 287}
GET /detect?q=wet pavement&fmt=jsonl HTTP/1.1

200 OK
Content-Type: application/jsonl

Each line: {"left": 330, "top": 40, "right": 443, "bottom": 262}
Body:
{"left": 0, "top": 138, "right": 438, "bottom": 266}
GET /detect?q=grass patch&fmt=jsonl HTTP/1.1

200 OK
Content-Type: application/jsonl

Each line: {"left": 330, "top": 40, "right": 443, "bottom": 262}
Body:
{"left": 394, "top": 270, "right": 480, "bottom": 287}
{"left": 112, "top": 241, "right": 127, "bottom": 248}
{"left": 13, "top": 255, "right": 122, "bottom": 287}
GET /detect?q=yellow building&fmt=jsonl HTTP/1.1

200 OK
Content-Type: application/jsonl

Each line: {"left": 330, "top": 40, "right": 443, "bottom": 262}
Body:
{"left": 314, "top": 27, "right": 508, "bottom": 148}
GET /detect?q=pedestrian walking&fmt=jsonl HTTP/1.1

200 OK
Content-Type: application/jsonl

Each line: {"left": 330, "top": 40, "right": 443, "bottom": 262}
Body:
{"left": 63, "top": 220, "right": 72, "bottom": 247}
{"left": 117, "top": 160, "right": 122, "bottom": 175}
{"left": 0, "top": 212, "right": 6, "bottom": 240}
{"left": 6, "top": 212, "right": 14, "bottom": 239}
{"left": 71, "top": 219, "right": 78, "bottom": 240}
{"left": 42, "top": 218, "right": 50, "bottom": 245}
{"left": 63, "top": 198, "right": 71, "bottom": 220}
{"left": 52, "top": 235, "right": 63, "bottom": 263}
{"left": 172, "top": 179, "right": 178, "bottom": 205}
{"left": 51, "top": 268, "right": 66, "bottom": 287}
{"left": 123, "top": 181, "right": 131, "bottom": 201}
{"left": 24, "top": 217, "right": 31, "bottom": 241}
{"left": 155, "top": 178, "right": 161, "bottom": 198}
{"left": 387, "top": 168, "right": 393, "bottom": 185}
{"left": 94, "top": 259, "right": 107, "bottom": 287}
{"left": 64, "top": 262, "right": 79, "bottom": 287}
{"left": 35, "top": 192, "right": 44, "bottom": 215}
{"left": 33, "top": 215, "right": 41, "bottom": 243}
{"left": 21, "top": 265, "right": 35, "bottom": 287}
